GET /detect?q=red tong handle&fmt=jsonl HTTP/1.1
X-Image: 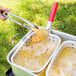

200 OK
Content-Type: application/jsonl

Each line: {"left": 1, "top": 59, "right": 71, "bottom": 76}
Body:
{"left": 49, "top": 2, "right": 58, "bottom": 22}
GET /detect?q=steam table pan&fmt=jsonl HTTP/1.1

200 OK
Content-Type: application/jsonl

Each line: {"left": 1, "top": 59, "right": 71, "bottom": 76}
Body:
{"left": 11, "top": 29, "right": 61, "bottom": 74}
{"left": 46, "top": 40, "right": 76, "bottom": 76}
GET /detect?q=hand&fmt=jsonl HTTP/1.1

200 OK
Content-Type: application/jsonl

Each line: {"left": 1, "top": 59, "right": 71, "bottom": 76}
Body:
{"left": 0, "top": 6, "right": 11, "bottom": 21}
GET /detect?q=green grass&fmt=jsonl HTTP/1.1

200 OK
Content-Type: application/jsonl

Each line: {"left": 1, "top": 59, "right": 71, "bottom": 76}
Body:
{"left": 0, "top": 0, "right": 76, "bottom": 76}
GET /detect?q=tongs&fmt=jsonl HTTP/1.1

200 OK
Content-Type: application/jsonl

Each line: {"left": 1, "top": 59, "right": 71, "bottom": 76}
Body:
{"left": 2, "top": 11, "right": 39, "bottom": 30}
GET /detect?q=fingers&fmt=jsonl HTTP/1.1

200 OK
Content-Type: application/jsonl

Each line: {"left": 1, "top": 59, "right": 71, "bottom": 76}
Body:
{"left": 0, "top": 14, "right": 7, "bottom": 21}
{"left": 0, "top": 6, "right": 11, "bottom": 21}
{"left": 0, "top": 6, "right": 11, "bottom": 12}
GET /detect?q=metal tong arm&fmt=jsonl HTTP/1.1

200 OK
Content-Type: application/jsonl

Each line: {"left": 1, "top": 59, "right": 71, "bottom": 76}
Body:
{"left": 2, "top": 11, "right": 38, "bottom": 29}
